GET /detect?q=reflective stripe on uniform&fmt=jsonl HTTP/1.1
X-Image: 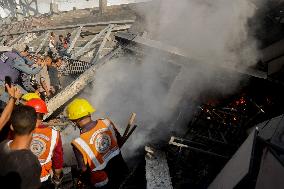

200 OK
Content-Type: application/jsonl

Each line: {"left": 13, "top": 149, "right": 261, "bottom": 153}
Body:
{"left": 74, "top": 137, "right": 120, "bottom": 172}
{"left": 101, "top": 119, "right": 110, "bottom": 127}
{"left": 40, "top": 174, "right": 50, "bottom": 182}
{"left": 102, "top": 147, "right": 120, "bottom": 165}
{"left": 41, "top": 129, "right": 58, "bottom": 166}
{"left": 74, "top": 137, "right": 100, "bottom": 168}
{"left": 102, "top": 119, "right": 117, "bottom": 143}
{"left": 107, "top": 124, "right": 117, "bottom": 143}
{"left": 93, "top": 148, "right": 120, "bottom": 172}
{"left": 94, "top": 177, "right": 109, "bottom": 187}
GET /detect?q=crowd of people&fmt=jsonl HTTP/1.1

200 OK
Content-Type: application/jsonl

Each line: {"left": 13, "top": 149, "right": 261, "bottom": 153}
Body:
{"left": 1, "top": 31, "right": 72, "bottom": 106}
{"left": 0, "top": 30, "right": 128, "bottom": 188}
{"left": 0, "top": 28, "right": 97, "bottom": 110}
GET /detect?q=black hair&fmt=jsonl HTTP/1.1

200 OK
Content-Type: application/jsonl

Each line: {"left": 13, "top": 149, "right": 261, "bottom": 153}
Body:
{"left": 52, "top": 57, "right": 61, "bottom": 63}
{"left": 44, "top": 54, "right": 52, "bottom": 59}
{"left": 23, "top": 45, "right": 29, "bottom": 52}
{"left": 47, "top": 51, "right": 53, "bottom": 59}
{"left": 11, "top": 106, "right": 37, "bottom": 135}
{"left": 36, "top": 113, "right": 44, "bottom": 120}
{"left": 59, "top": 35, "right": 63, "bottom": 38}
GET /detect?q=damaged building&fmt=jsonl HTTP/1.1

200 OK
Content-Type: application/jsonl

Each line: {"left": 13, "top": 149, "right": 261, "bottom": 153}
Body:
{"left": 1, "top": 0, "right": 284, "bottom": 188}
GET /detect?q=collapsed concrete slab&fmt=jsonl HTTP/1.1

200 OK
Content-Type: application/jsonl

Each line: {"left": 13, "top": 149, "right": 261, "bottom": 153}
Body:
{"left": 145, "top": 146, "right": 173, "bottom": 189}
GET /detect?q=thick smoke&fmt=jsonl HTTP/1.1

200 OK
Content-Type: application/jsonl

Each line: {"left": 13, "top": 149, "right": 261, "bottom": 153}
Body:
{"left": 82, "top": 0, "right": 259, "bottom": 159}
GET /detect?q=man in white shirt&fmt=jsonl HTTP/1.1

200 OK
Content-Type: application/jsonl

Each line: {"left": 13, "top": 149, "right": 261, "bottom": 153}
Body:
{"left": 36, "top": 56, "right": 52, "bottom": 100}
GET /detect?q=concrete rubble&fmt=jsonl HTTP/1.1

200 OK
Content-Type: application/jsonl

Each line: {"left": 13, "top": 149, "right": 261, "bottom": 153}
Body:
{"left": 145, "top": 146, "right": 173, "bottom": 189}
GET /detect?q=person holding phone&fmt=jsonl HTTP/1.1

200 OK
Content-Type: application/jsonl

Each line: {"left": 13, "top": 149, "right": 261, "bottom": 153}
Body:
{"left": 0, "top": 85, "right": 22, "bottom": 131}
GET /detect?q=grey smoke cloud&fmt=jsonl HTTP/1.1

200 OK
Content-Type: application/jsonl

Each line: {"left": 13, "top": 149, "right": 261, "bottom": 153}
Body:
{"left": 81, "top": 0, "right": 259, "bottom": 159}
{"left": 140, "top": 0, "right": 258, "bottom": 67}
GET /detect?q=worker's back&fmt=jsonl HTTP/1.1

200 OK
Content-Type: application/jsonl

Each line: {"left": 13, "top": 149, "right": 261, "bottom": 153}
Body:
{"left": 72, "top": 118, "right": 128, "bottom": 188}
{"left": 72, "top": 119, "right": 120, "bottom": 170}
{"left": 31, "top": 125, "right": 60, "bottom": 182}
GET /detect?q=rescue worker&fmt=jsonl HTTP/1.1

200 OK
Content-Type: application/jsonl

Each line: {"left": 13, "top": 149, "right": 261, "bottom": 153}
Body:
{"left": 26, "top": 99, "right": 64, "bottom": 189}
{"left": 66, "top": 98, "right": 128, "bottom": 188}
{"left": 0, "top": 44, "right": 43, "bottom": 103}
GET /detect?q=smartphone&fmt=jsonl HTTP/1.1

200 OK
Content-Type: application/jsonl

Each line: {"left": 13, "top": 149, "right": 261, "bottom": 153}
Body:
{"left": 5, "top": 76, "right": 11, "bottom": 92}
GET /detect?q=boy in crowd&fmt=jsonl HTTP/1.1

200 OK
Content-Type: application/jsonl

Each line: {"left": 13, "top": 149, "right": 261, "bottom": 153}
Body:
{"left": 0, "top": 106, "right": 41, "bottom": 189}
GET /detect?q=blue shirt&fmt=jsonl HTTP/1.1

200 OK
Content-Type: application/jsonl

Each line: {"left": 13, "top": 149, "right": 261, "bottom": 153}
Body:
{"left": 0, "top": 51, "right": 42, "bottom": 83}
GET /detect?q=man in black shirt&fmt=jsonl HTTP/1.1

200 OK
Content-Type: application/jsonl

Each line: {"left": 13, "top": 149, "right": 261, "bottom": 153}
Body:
{"left": 48, "top": 58, "right": 61, "bottom": 97}
{"left": 56, "top": 35, "right": 69, "bottom": 57}
{"left": 0, "top": 106, "right": 41, "bottom": 189}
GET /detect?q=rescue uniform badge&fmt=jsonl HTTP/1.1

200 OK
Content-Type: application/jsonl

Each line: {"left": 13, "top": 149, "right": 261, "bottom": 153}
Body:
{"left": 30, "top": 138, "right": 47, "bottom": 158}
{"left": 95, "top": 134, "right": 111, "bottom": 154}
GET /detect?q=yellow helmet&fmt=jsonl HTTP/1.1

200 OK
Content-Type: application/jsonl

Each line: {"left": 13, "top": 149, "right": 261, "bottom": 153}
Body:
{"left": 66, "top": 98, "right": 96, "bottom": 120}
{"left": 21, "top": 92, "right": 41, "bottom": 101}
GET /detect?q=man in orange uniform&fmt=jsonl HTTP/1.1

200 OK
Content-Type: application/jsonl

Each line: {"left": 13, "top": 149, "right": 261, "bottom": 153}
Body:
{"left": 26, "top": 99, "right": 64, "bottom": 189}
{"left": 66, "top": 98, "right": 128, "bottom": 188}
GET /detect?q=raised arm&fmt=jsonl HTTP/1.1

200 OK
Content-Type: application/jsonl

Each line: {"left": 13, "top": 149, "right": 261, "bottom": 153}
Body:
{"left": 0, "top": 85, "right": 22, "bottom": 130}
{"left": 13, "top": 56, "right": 43, "bottom": 75}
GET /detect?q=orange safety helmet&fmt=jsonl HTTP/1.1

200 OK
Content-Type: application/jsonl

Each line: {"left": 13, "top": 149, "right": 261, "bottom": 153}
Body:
{"left": 26, "top": 99, "right": 48, "bottom": 114}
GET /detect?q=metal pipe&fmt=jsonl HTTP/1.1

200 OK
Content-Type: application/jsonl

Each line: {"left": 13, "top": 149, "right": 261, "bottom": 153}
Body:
{"left": 169, "top": 136, "right": 229, "bottom": 159}
{"left": 120, "top": 125, "right": 137, "bottom": 148}
{"left": 122, "top": 112, "right": 136, "bottom": 139}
